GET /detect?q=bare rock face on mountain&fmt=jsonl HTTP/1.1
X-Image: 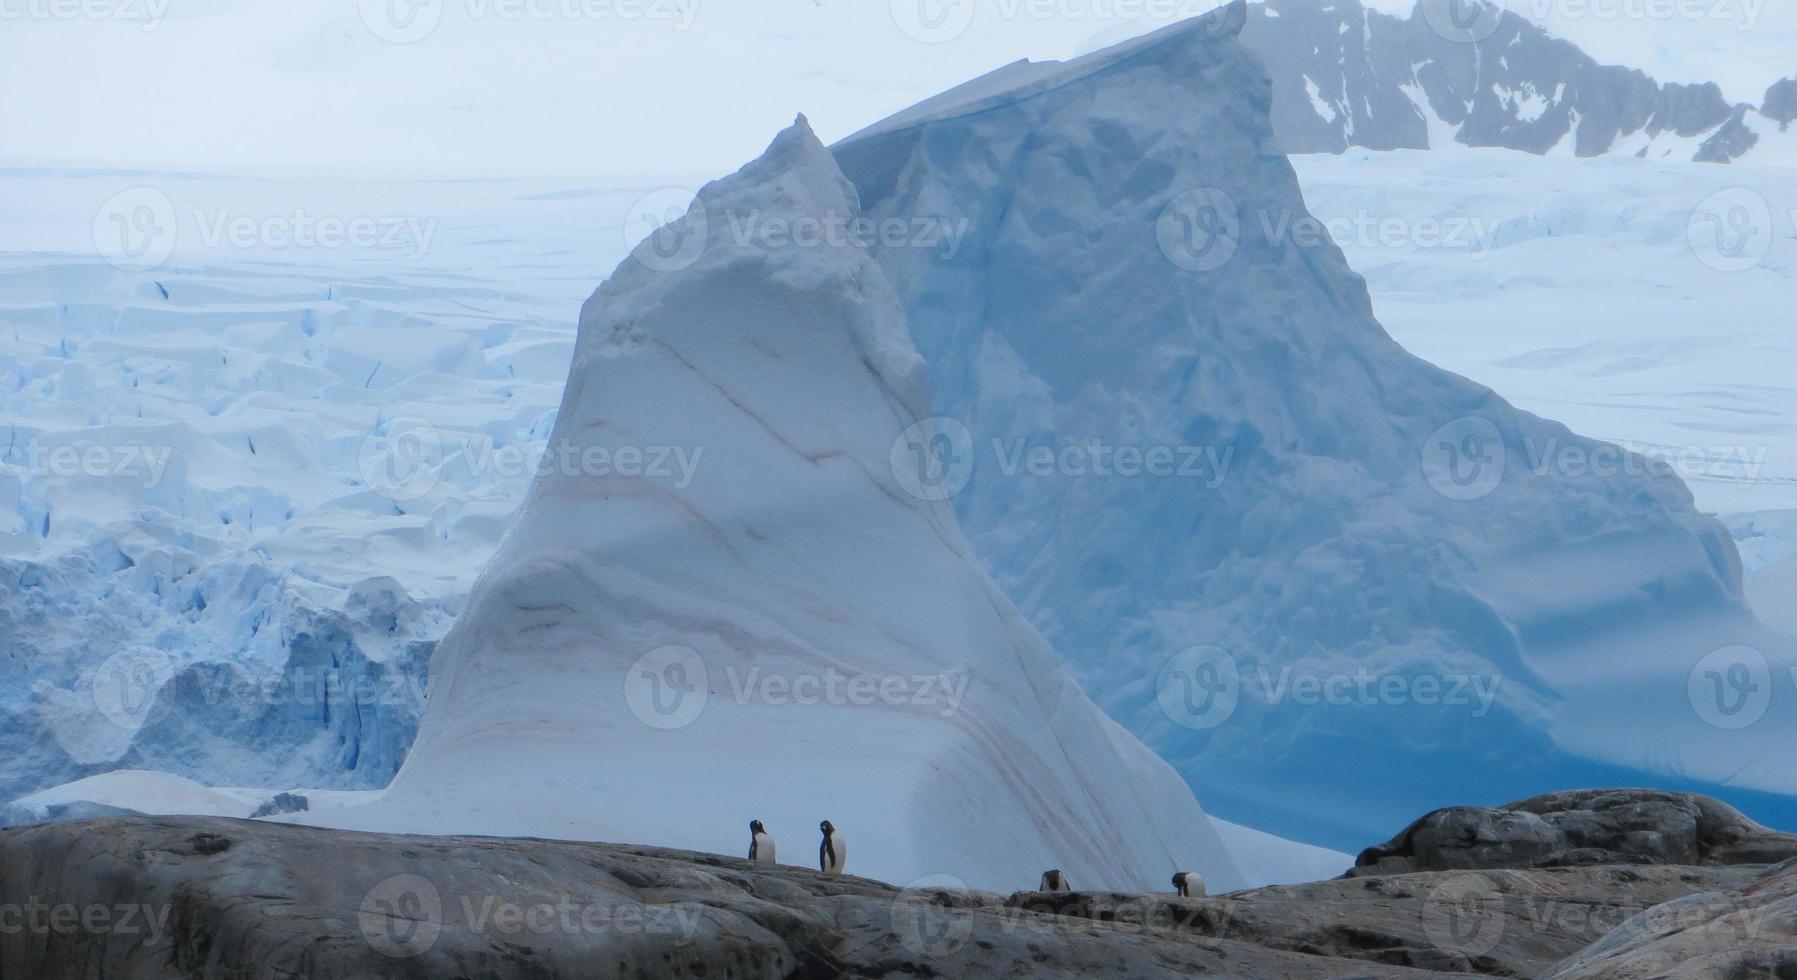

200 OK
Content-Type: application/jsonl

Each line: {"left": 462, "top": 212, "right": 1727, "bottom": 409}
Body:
{"left": 1237, "top": 0, "right": 1777, "bottom": 162}
{"left": 1353, "top": 790, "right": 1797, "bottom": 876}
{"left": 1766, "top": 75, "right": 1797, "bottom": 128}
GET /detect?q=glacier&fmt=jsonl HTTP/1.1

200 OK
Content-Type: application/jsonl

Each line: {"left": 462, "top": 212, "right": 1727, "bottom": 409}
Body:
{"left": 831, "top": 0, "right": 1797, "bottom": 848}
{"left": 293, "top": 117, "right": 1254, "bottom": 893}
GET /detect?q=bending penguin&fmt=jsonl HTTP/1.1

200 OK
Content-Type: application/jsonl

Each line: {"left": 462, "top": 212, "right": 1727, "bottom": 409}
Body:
{"left": 818, "top": 820, "right": 847, "bottom": 874}
{"left": 748, "top": 820, "right": 777, "bottom": 865}
{"left": 1172, "top": 871, "right": 1205, "bottom": 898}
{"left": 1038, "top": 869, "right": 1072, "bottom": 893}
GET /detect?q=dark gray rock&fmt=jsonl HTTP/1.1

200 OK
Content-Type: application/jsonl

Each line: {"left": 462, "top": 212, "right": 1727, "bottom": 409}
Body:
{"left": 1695, "top": 106, "right": 1760, "bottom": 163}
{"left": 0, "top": 816, "right": 1473, "bottom": 980}
{"left": 1012, "top": 864, "right": 1755, "bottom": 977}
{"left": 1765, "top": 75, "right": 1797, "bottom": 127}
{"left": 1354, "top": 789, "right": 1797, "bottom": 876}
{"left": 249, "top": 792, "right": 310, "bottom": 818}
{"left": 1236, "top": 0, "right": 1770, "bottom": 163}
{"left": 1545, "top": 858, "right": 1797, "bottom": 979}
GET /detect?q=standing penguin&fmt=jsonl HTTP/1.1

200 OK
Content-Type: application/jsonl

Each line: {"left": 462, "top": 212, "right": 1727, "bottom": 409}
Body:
{"left": 1038, "top": 869, "right": 1072, "bottom": 893}
{"left": 818, "top": 820, "right": 847, "bottom": 874}
{"left": 748, "top": 820, "right": 777, "bottom": 865}
{"left": 1172, "top": 871, "right": 1205, "bottom": 898}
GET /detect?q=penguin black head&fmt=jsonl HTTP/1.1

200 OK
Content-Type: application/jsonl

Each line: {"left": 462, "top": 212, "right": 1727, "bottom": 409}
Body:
{"left": 819, "top": 820, "right": 835, "bottom": 836}
{"left": 751, "top": 820, "right": 765, "bottom": 835}
{"left": 1172, "top": 872, "right": 1184, "bottom": 888}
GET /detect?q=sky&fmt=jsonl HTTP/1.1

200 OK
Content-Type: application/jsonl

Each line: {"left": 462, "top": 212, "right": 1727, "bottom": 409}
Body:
{"left": 3, "top": 0, "right": 1794, "bottom": 178}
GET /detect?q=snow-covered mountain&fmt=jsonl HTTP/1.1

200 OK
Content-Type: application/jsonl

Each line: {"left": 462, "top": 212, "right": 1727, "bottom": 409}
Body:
{"left": 833, "top": 0, "right": 1797, "bottom": 847}
{"left": 294, "top": 117, "right": 1251, "bottom": 893}
{"left": 1238, "top": 0, "right": 1797, "bottom": 163}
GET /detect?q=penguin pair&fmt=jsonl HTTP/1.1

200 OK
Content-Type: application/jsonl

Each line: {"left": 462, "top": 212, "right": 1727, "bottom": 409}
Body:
{"left": 746, "top": 819, "right": 848, "bottom": 875}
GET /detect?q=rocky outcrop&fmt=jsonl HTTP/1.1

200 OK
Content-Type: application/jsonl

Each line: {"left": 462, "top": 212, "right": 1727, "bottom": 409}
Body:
{"left": 1010, "top": 865, "right": 1755, "bottom": 977}
{"left": 1546, "top": 859, "right": 1797, "bottom": 979}
{"left": 0, "top": 816, "right": 1462, "bottom": 980}
{"left": 4, "top": 800, "right": 1793, "bottom": 979}
{"left": 1354, "top": 789, "right": 1797, "bottom": 876}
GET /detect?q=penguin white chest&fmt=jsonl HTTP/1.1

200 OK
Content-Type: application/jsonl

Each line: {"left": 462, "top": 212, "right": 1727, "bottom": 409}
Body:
{"left": 820, "top": 834, "right": 847, "bottom": 874}
{"left": 751, "top": 832, "right": 778, "bottom": 865}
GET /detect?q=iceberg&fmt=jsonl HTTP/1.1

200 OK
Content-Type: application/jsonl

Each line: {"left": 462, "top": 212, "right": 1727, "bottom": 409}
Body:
{"left": 298, "top": 117, "right": 1251, "bottom": 892}
{"left": 832, "top": 0, "right": 1797, "bottom": 847}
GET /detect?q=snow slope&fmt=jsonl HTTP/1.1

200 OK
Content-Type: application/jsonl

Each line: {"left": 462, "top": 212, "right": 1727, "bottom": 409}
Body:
{"left": 295, "top": 117, "right": 1248, "bottom": 893}
{"left": 833, "top": 1, "right": 1797, "bottom": 848}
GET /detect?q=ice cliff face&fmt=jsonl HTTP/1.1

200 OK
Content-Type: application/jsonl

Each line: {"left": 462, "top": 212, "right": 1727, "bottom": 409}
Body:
{"left": 833, "top": 1, "right": 1796, "bottom": 846}
{"left": 1237, "top": 0, "right": 1795, "bottom": 163}
{"left": 301, "top": 118, "right": 1245, "bottom": 893}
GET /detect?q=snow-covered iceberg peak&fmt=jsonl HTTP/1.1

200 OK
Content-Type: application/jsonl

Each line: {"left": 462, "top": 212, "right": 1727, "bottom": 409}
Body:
{"left": 308, "top": 117, "right": 1244, "bottom": 892}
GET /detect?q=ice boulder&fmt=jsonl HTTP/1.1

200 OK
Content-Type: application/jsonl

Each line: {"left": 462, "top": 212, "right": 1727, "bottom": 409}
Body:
{"left": 298, "top": 117, "right": 1246, "bottom": 892}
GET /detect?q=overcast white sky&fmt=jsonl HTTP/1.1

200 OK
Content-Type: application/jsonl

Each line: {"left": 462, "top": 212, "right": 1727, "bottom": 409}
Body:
{"left": 3, "top": 0, "right": 1792, "bottom": 178}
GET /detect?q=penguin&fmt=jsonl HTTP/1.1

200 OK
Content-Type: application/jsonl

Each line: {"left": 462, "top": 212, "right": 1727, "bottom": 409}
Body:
{"left": 748, "top": 820, "right": 777, "bottom": 865}
{"left": 1172, "top": 871, "right": 1205, "bottom": 898}
{"left": 818, "top": 820, "right": 847, "bottom": 874}
{"left": 1038, "top": 869, "right": 1072, "bottom": 893}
